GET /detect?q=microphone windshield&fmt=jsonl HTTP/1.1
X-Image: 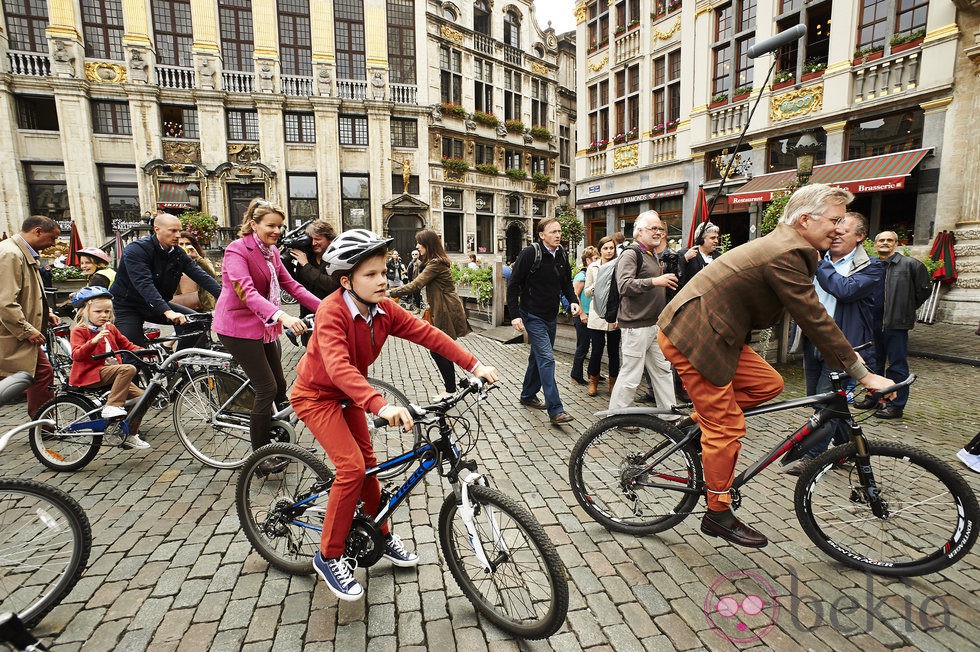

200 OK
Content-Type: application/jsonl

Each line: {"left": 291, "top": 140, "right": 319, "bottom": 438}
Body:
{"left": 746, "top": 24, "right": 807, "bottom": 59}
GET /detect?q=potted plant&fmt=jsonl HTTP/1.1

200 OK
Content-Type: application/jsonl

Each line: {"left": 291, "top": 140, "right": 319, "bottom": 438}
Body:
{"left": 442, "top": 156, "right": 469, "bottom": 175}
{"left": 628, "top": 18, "right": 640, "bottom": 30}
{"left": 771, "top": 69, "right": 795, "bottom": 90}
{"left": 504, "top": 167, "right": 528, "bottom": 181}
{"left": 474, "top": 163, "right": 499, "bottom": 176}
{"left": 505, "top": 119, "right": 525, "bottom": 134}
{"left": 440, "top": 102, "right": 467, "bottom": 119}
{"left": 615, "top": 24, "right": 626, "bottom": 36}
{"left": 709, "top": 92, "right": 728, "bottom": 109}
{"left": 530, "top": 125, "right": 552, "bottom": 140}
{"left": 801, "top": 59, "right": 826, "bottom": 81}
{"left": 180, "top": 211, "right": 218, "bottom": 247}
{"left": 652, "top": 122, "right": 665, "bottom": 134}
{"left": 472, "top": 110, "right": 498, "bottom": 128}
{"left": 626, "top": 126, "right": 638, "bottom": 140}
{"left": 598, "top": 37, "right": 609, "bottom": 49}
{"left": 891, "top": 28, "right": 925, "bottom": 54}
{"left": 612, "top": 132, "right": 627, "bottom": 145}
{"left": 665, "top": 119, "right": 679, "bottom": 133}
{"left": 587, "top": 138, "right": 610, "bottom": 153}
{"left": 531, "top": 172, "right": 551, "bottom": 189}
{"left": 51, "top": 265, "right": 88, "bottom": 292}
{"left": 668, "top": 0, "right": 682, "bottom": 12}
{"left": 653, "top": 0, "right": 666, "bottom": 20}
{"left": 732, "top": 85, "right": 753, "bottom": 102}
{"left": 853, "top": 44, "right": 884, "bottom": 66}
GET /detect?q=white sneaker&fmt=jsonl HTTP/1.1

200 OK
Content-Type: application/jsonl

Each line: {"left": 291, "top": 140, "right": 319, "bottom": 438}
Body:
{"left": 101, "top": 405, "right": 127, "bottom": 419}
{"left": 122, "top": 434, "right": 151, "bottom": 450}
{"left": 956, "top": 449, "right": 980, "bottom": 473}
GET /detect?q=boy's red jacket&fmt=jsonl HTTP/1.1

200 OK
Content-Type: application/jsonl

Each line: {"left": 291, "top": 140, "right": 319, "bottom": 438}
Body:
{"left": 292, "top": 291, "right": 478, "bottom": 414}
{"left": 69, "top": 323, "right": 141, "bottom": 386}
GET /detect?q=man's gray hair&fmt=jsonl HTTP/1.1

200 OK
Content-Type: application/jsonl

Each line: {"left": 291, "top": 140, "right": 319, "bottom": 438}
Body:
{"left": 778, "top": 184, "right": 854, "bottom": 226}
{"left": 634, "top": 210, "right": 661, "bottom": 230}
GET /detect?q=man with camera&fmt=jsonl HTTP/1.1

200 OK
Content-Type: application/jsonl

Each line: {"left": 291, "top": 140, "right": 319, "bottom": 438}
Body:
{"left": 285, "top": 220, "right": 337, "bottom": 344}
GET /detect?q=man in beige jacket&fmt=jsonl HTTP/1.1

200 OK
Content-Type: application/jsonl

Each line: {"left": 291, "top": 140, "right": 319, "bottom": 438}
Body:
{"left": 0, "top": 216, "right": 61, "bottom": 416}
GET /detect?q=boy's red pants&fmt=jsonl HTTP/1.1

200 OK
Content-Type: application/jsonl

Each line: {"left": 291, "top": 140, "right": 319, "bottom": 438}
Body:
{"left": 292, "top": 397, "right": 389, "bottom": 557}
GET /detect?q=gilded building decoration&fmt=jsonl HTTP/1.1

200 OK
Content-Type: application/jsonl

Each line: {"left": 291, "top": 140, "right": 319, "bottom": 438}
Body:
{"left": 653, "top": 18, "right": 681, "bottom": 41}
{"left": 588, "top": 55, "right": 609, "bottom": 73}
{"left": 84, "top": 62, "right": 127, "bottom": 83}
{"left": 163, "top": 141, "right": 201, "bottom": 165}
{"left": 228, "top": 143, "right": 261, "bottom": 165}
{"left": 574, "top": 3, "right": 587, "bottom": 24}
{"left": 613, "top": 144, "right": 639, "bottom": 170}
{"left": 531, "top": 62, "right": 549, "bottom": 75}
{"left": 694, "top": 4, "right": 715, "bottom": 19}
{"left": 441, "top": 25, "right": 464, "bottom": 44}
{"left": 770, "top": 85, "right": 824, "bottom": 121}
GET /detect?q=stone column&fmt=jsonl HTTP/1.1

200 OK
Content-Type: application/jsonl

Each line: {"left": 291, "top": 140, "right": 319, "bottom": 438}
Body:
{"left": 311, "top": 0, "right": 337, "bottom": 95}
{"left": 196, "top": 91, "right": 229, "bottom": 223}
{"left": 190, "top": 0, "right": 222, "bottom": 89}
{"left": 820, "top": 0, "right": 860, "bottom": 113}
{"left": 253, "top": 0, "right": 280, "bottom": 93}
{"left": 126, "top": 86, "right": 164, "bottom": 214}
{"left": 45, "top": 0, "right": 83, "bottom": 79}
{"left": 255, "top": 96, "right": 287, "bottom": 205}
{"left": 822, "top": 120, "right": 847, "bottom": 165}
{"left": 311, "top": 98, "right": 342, "bottom": 229}
{"left": 0, "top": 78, "right": 28, "bottom": 232}
{"left": 51, "top": 80, "right": 102, "bottom": 244}
{"left": 914, "top": 97, "right": 952, "bottom": 243}
{"left": 121, "top": 0, "right": 153, "bottom": 48}
{"left": 687, "top": 5, "right": 714, "bottom": 147}
{"left": 366, "top": 102, "right": 392, "bottom": 232}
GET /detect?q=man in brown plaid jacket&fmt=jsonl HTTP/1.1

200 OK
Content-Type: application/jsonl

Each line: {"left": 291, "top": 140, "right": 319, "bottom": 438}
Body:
{"left": 657, "top": 184, "right": 893, "bottom": 548}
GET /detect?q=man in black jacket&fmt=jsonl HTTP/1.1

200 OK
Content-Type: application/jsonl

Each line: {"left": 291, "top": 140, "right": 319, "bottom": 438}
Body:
{"left": 110, "top": 213, "right": 222, "bottom": 346}
{"left": 506, "top": 218, "right": 580, "bottom": 425}
{"left": 868, "top": 230, "right": 931, "bottom": 419}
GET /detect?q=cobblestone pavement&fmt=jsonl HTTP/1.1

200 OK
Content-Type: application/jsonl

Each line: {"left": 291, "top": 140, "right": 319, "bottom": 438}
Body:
{"left": 907, "top": 321, "right": 980, "bottom": 366}
{"left": 2, "top": 320, "right": 979, "bottom": 651}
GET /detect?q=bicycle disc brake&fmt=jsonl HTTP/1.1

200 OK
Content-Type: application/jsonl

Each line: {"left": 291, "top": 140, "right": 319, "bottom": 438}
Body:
{"left": 345, "top": 513, "right": 385, "bottom": 568}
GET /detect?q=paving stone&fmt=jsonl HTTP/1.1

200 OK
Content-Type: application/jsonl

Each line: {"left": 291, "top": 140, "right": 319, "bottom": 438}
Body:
{"left": 193, "top": 589, "right": 232, "bottom": 623}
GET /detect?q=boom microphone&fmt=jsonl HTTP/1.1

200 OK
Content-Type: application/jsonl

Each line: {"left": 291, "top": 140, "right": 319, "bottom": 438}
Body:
{"left": 746, "top": 24, "right": 806, "bottom": 59}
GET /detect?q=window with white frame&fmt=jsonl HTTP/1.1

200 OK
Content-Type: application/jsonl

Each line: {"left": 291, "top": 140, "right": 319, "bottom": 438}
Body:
{"left": 530, "top": 79, "right": 548, "bottom": 128}
{"left": 588, "top": 80, "right": 609, "bottom": 147}
{"left": 613, "top": 64, "right": 639, "bottom": 141}
{"left": 504, "top": 69, "right": 522, "bottom": 121}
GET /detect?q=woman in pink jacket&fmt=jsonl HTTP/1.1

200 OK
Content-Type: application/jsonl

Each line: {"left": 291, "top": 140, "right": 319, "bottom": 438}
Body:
{"left": 213, "top": 198, "right": 321, "bottom": 454}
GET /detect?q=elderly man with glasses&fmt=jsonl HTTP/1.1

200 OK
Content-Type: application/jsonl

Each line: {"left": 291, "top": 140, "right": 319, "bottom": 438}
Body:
{"left": 607, "top": 211, "right": 679, "bottom": 412}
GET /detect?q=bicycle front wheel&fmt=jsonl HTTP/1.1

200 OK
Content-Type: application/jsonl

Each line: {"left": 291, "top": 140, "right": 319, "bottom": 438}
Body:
{"left": 438, "top": 485, "right": 569, "bottom": 640}
{"left": 796, "top": 440, "right": 980, "bottom": 576}
{"left": 173, "top": 368, "right": 254, "bottom": 469}
{"left": 0, "top": 479, "right": 92, "bottom": 626}
{"left": 236, "top": 443, "right": 334, "bottom": 575}
{"left": 569, "top": 414, "right": 702, "bottom": 535}
{"left": 365, "top": 377, "right": 415, "bottom": 480}
{"left": 30, "top": 395, "right": 103, "bottom": 472}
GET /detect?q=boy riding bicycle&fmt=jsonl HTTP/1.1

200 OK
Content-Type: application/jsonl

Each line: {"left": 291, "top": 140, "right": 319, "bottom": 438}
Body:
{"left": 290, "top": 229, "right": 498, "bottom": 601}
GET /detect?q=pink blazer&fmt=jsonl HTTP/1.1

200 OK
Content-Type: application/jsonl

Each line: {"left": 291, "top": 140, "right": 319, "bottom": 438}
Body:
{"left": 213, "top": 236, "right": 321, "bottom": 340}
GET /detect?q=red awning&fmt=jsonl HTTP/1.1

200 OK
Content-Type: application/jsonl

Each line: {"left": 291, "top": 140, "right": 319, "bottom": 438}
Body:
{"left": 157, "top": 182, "right": 190, "bottom": 209}
{"left": 728, "top": 148, "right": 932, "bottom": 205}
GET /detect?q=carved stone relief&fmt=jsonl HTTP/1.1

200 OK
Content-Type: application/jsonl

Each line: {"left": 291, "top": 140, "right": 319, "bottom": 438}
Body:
{"left": 228, "top": 144, "right": 261, "bottom": 166}
{"left": 128, "top": 48, "right": 149, "bottom": 83}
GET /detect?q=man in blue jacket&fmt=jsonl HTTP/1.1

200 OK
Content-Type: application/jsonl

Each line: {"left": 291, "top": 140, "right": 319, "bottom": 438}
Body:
{"left": 784, "top": 211, "right": 883, "bottom": 474}
{"left": 110, "top": 213, "right": 222, "bottom": 347}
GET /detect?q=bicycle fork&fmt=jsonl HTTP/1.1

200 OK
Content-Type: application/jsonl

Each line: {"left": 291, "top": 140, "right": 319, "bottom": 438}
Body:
{"left": 456, "top": 472, "right": 508, "bottom": 573}
{"left": 847, "top": 422, "right": 889, "bottom": 519}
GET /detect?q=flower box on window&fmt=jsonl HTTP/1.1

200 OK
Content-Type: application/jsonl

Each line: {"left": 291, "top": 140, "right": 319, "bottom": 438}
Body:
{"left": 628, "top": 19, "right": 640, "bottom": 31}
{"left": 475, "top": 163, "right": 499, "bottom": 176}
{"left": 505, "top": 119, "right": 525, "bottom": 134}
{"left": 890, "top": 29, "right": 925, "bottom": 54}
{"left": 732, "top": 85, "right": 753, "bottom": 102}
{"left": 615, "top": 25, "right": 626, "bottom": 36}
{"left": 440, "top": 102, "right": 467, "bottom": 119}
{"left": 668, "top": 0, "right": 682, "bottom": 12}
{"left": 529, "top": 125, "right": 552, "bottom": 140}
{"left": 665, "top": 119, "right": 679, "bottom": 133}
{"left": 442, "top": 156, "right": 469, "bottom": 174}
{"left": 472, "top": 111, "right": 499, "bottom": 128}
{"left": 853, "top": 45, "right": 884, "bottom": 66}
{"left": 531, "top": 172, "right": 551, "bottom": 189}
{"left": 801, "top": 59, "right": 826, "bottom": 82}
{"left": 504, "top": 168, "right": 527, "bottom": 181}
{"left": 709, "top": 93, "right": 728, "bottom": 109}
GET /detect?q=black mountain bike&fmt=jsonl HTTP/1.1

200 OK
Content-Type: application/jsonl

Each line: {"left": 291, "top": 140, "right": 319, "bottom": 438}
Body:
{"left": 569, "top": 372, "right": 979, "bottom": 577}
{"left": 235, "top": 378, "right": 569, "bottom": 639}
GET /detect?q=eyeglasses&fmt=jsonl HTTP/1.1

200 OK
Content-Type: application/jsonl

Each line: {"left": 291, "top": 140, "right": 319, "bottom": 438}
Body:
{"left": 636, "top": 226, "right": 666, "bottom": 233}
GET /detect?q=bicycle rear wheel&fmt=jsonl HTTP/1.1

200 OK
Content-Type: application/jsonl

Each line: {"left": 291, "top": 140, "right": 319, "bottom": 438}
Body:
{"left": 438, "top": 485, "right": 568, "bottom": 639}
{"left": 29, "top": 395, "right": 103, "bottom": 472}
{"left": 173, "top": 368, "right": 254, "bottom": 469}
{"left": 0, "top": 478, "right": 91, "bottom": 626}
{"left": 236, "top": 443, "right": 334, "bottom": 575}
{"left": 569, "top": 414, "right": 702, "bottom": 535}
{"left": 796, "top": 440, "right": 980, "bottom": 576}
{"left": 365, "top": 377, "right": 415, "bottom": 480}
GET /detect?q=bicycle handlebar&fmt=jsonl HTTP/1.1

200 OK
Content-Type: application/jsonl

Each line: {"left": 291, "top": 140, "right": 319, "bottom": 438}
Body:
{"left": 865, "top": 373, "right": 916, "bottom": 401}
{"left": 371, "top": 377, "right": 493, "bottom": 428}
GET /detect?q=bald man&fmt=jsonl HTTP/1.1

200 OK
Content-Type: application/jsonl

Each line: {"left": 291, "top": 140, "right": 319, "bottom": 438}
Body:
{"left": 110, "top": 213, "right": 222, "bottom": 347}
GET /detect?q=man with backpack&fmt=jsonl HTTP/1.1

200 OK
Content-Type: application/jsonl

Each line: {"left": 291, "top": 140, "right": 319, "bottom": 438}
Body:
{"left": 608, "top": 211, "right": 678, "bottom": 412}
{"left": 507, "top": 218, "right": 581, "bottom": 425}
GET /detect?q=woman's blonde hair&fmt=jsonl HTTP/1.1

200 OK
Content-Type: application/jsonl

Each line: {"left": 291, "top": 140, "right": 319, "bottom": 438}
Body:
{"left": 76, "top": 296, "right": 114, "bottom": 324}
{"left": 239, "top": 198, "right": 286, "bottom": 237}
{"left": 581, "top": 246, "right": 599, "bottom": 267}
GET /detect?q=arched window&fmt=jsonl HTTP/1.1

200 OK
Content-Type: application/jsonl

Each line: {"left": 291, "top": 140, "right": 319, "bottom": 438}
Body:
{"left": 504, "top": 9, "right": 521, "bottom": 48}
{"left": 442, "top": 3, "right": 458, "bottom": 21}
{"left": 474, "top": 0, "right": 490, "bottom": 35}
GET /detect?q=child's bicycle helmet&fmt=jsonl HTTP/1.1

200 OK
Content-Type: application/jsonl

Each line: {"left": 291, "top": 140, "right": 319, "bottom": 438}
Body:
{"left": 70, "top": 286, "right": 113, "bottom": 309}
{"left": 323, "top": 229, "right": 393, "bottom": 276}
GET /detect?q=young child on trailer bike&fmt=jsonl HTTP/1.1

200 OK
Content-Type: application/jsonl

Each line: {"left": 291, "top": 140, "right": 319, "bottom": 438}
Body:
{"left": 68, "top": 286, "right": 149, "bottom": 450}
{"left": 290, "top": 229, "right": 498, "bottom": 601}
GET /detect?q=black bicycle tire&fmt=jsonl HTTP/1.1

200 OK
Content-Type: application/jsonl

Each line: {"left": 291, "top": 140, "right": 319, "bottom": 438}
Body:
{"left": 365, "top": 377, "right": 416, "bottom": 480}
{"left": 29, "top": 395, "right": 103, "bottom": 472}
{"left": 236, "top": 442, "right": 334, "bottom": 575}
{"left": 568, "top": 414, "right": 702, "bottom": 535}
{"left": 173, "top": 368, "right": 254, "bottom": 469}
{"left": 0, "top": 478, "right": 92, "bottom": 626}
{"left": 438, "top": 484, "right": 569, "bottom": 640}
{"left": 795, "top": 440, "right": 980, "bottom": 577}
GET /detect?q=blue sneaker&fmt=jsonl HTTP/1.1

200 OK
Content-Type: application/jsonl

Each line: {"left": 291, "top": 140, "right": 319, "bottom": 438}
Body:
{"left": 383, "top": 533, "right": 419, "bottom": 567}
{"left": 313, "top": 552, "right": 363, "bottom": 601}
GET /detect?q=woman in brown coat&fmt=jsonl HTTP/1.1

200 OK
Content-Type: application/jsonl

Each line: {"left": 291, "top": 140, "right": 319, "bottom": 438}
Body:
{"left": 389, "top": 229, "right": 471, "bottom": 396}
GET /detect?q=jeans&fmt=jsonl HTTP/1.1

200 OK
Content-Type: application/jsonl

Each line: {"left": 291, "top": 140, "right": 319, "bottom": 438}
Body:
{"left": 520, "top": 310, "right": 563, "bottom": 417}
{"left": 873, "top": 328, "right": 911, "bottom": 408}
{"left": 587, "top": 328, "right": 621, "bottom": 378}
{"left": 802, "top": 341, "right": 849, "bottom": 458}
{"left": 114, "top": 301, "right": 204, "bottom": 350}
{"left": 571, "top": 317, "right": 591, "bottom": 380}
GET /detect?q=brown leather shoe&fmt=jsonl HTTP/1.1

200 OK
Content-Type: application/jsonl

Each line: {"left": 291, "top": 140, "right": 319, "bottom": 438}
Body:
{"left": 608, "top": 375, "right": 617, "bottom": 394}
{"left": 587, "top": 376, "right": 599, "bottom": 397}
{"left": 700, "top": 514, "right": 768, "bottom": 548}
{"left": 550, "top": 412, "right": 574, "bottom": 425}
{"left": 519, "top": 397, "right": 547, "bottom": 410}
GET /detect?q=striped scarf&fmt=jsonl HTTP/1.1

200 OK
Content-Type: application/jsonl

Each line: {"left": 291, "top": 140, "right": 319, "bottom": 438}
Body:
{"left": 253, "top": 233, "right": 282, "bottom": 343}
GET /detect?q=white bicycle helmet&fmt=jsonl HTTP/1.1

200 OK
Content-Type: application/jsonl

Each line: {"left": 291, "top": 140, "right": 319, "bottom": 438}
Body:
{"left": 323, "top": 229, "right": 393, "bottom": 276}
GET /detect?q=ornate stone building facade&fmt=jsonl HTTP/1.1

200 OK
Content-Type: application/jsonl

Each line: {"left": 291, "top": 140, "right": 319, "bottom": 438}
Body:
{"left": 0, "top": 0, "right": 572, "bottom": 266}
{"left": 574, "top": 0, "right": 975, "bottom": 322}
